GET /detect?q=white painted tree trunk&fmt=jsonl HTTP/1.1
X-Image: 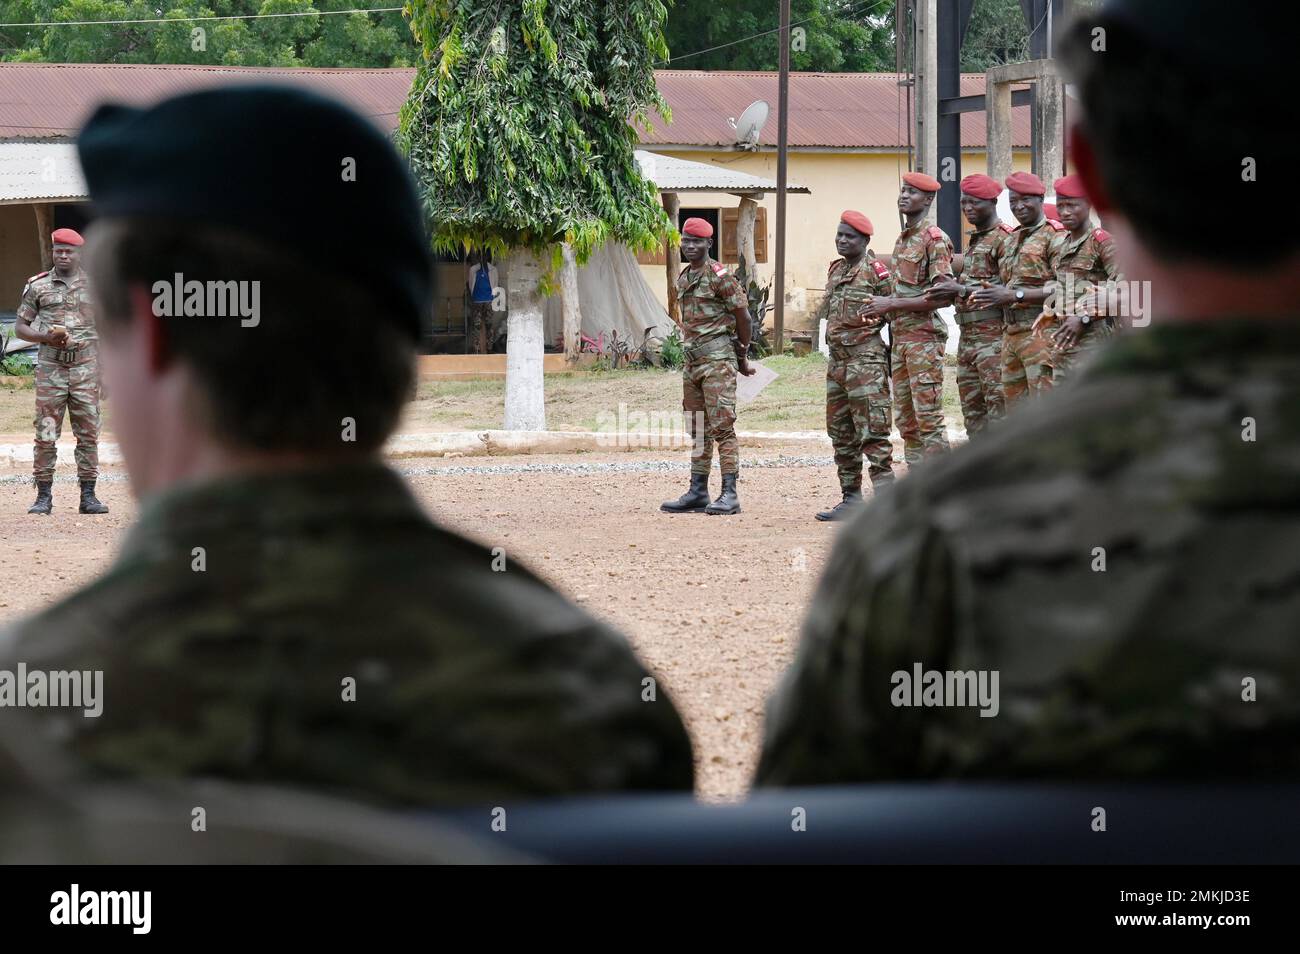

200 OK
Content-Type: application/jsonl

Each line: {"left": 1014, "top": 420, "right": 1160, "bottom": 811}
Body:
{"left": 559, "top": 242, "right": 582, "bottom": 363}
{"left": 504, "top": 249, "right": 547, "bottom": 431}
{"left": 737, "top": 195, "right": 759, "bottom": 284}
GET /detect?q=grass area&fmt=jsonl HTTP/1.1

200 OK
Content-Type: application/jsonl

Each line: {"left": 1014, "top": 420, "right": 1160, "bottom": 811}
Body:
{"left": 404, "top": 351, "right": 961, "bottom": 433}
{"left": 0, "top": 378, "right": 36, "bottom": 434}
{"left": 0, "top": 375, "right": 117, "bottom": 436}
{"left": 0, "top": 353, "right": 961, "bottom": 437}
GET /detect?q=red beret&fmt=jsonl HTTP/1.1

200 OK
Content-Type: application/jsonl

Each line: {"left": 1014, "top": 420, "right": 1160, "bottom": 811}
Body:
{"left": 902, "top": 171, "right": 941, "bottom": 193}
{"left": 681, "top": 217, "right": 713, "bottom": 238}
{"left": 959, "top": 174, "right": 1001, "bottom": 200}
{"left": 1043, "top": 203, "right": 1059, "bottom": 222}
{"left": 1004, "top": 171, "right": 1045, "bottom": 196}
{"left": 839, "top": 210, "right": 873, "bottom": 237}
{"left": 51, "top": 228, "right": 84, "bottom": 246}
{"left": 1053, "top": 174, "right": 1087, "bottom": 198}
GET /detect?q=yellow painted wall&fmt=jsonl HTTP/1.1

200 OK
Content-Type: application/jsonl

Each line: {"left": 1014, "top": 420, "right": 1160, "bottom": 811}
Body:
{"left": 0, "top": 204, "right": 43, "bottom": 311}
{"left": 642, "top": 148, "right": 1032, "bottom": 330}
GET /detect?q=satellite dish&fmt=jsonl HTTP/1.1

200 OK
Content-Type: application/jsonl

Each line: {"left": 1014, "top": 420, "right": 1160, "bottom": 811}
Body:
{"left": 732, "top": 100, "right": 769, "bottom": 150}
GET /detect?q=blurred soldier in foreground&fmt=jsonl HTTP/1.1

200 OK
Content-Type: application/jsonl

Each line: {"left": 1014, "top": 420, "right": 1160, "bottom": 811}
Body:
{"left": 857, "top": 172, "right": 954, "bottom": 466}
{"left": 815, "top": 211, "right": 894, "bottom": 521}
{"left": 756, "top": 0, "right": 1300, "bottom": 786}
{"left": 1033, "top": 174, "right": 1121, "bottom": 382}
{"left": 14, "top": 228, "right": 109, "bottom": 515}
{"left": 661, "top": 217, "right": 754, "bottom": 516}
{"left": 930, "top": 174, "right": 1012, "bottom": 436}
{"left": 0, "top": 87, "right": 693, "bottom": 806}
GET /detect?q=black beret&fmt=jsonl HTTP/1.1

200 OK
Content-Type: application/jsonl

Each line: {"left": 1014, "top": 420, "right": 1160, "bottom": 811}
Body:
{"left": 76, "top": 85, "right": 432, "bottom": 340}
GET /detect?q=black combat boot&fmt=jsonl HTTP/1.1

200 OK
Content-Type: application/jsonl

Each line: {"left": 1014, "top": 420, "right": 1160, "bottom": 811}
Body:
{"left": 815, "top": 487, "right": 862, "bottom": 522}
{"left": 661, "top": 473, "right": 711, "bottom": 513}
{"left": 705, "top": 473, "right": 741, "bottom": 515}
{"left": 28, "top": 480, "right": 53, "bottom": 515}
{"left": 79, "top": 480, "right": 109, "bottom": 515}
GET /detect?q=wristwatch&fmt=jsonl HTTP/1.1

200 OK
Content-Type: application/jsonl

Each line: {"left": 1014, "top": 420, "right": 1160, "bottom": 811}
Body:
{"left": 1014, "top": 289, "right": 1026, "bottom": 303}
{"left": 1080, "top": 314, "right": 1092, "bottom": 325}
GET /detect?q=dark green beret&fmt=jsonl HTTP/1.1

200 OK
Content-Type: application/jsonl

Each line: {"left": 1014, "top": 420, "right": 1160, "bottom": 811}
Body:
{"left": 76, "top": 85, "right": 432, "bottom": 340}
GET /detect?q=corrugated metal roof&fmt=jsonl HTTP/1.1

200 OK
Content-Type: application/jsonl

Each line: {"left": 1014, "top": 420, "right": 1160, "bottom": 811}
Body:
{"left": 0, "top": 63, "right": 1029, "bottom": 150}
{"left": 0, "top": 141, "right": 807, "bottom": 203}
{"left": 0, "top": 62, "right": 414, "bottom": 139}
{"left": 634, "top": 149, "right": 808, "bottom": 193}
{"left": 644, "top": 70, "right": 1032, "bottom": 149}
{"left": 0, "top": 142, "right": 85, "bottom": 202}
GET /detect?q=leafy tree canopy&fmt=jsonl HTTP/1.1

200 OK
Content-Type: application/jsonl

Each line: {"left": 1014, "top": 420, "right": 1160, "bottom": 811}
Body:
{"left": 397, "top": 0, "right": 672, "bottom": 267}
{"left": 663, "top": 0, "right": 894, "bottom": 73}
{"left": 0, "top": 0, "right": 416, "bottom": 66}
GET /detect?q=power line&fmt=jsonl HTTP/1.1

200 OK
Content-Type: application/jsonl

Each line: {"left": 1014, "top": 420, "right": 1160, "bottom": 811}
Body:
{"left": 0, "top": 8, "right": 402, "bottom": 29}
{"left": 663, "top": 0, "right": 882, "bottom": 65}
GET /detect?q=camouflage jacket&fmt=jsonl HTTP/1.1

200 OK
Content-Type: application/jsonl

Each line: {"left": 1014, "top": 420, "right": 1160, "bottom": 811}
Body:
{"left": 822, "top": 252, "right": 893, "bottom": 348}
{"left": 999, "top": 217, "right": 1065, "bottom": 323}
{"left": 676, "top": 258, "right": 746, "bottom": 342}
{"left": 17, "top": 268, "right": 96, "bottom": 344}
{"left": 756, "top": 318, "right": 1300, "bottom": 786}
{"left": 889, "top": 221, "right": 954, "bottom": 338}
{"left": 0, "top": 463, "right": 694, "bottom": 806}
{"left": 1049, "top": 226, "right": 1122, "bottom": 324}
{"left": 955, "top": 222, "right": 1013, "bottom": 316}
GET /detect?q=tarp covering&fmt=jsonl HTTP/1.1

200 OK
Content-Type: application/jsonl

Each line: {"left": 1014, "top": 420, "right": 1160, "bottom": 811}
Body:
{"left": 541, "top": 240, "right": 674, "bottom": 351}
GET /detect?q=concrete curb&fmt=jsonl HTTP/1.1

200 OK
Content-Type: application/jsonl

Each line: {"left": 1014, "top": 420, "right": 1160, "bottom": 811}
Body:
{"left": 0, "top": 425, "right": 968, "bottom": 466}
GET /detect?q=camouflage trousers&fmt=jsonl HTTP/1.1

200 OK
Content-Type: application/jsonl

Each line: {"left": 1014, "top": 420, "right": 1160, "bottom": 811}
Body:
{"left": 956, "top": 315, "right": 1007, "bottom": 437}
{"left": 891, "top": 334, "right": 950, "bottom": 465}
{"left": 467, "top": 301, "right": 494, "bottom": 354}
{"left": 1002, "top": 321, "right": 1054, "bottom": 410}
{"left": 683, "top": 346, "right": 738, "bottom": 476}
{"left": 33, "top": 349, "right": 101, "bottom": 482}
{"left": 1052, "top": 321, "right": 1115, "bottom": 385}
{"left": 826, "top": 343, "right": 893, "bottom": 490}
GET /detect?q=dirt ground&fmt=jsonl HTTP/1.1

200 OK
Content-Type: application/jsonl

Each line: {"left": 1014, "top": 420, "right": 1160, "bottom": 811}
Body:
{"left": 0, "top": 449, "right": 908, "bottom": 801}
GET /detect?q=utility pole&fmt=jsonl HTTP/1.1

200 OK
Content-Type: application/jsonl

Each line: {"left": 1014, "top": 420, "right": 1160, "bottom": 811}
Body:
{"left": 915, "top": 0, "right": 938, "bottom": 220}
{"left": 895, "top": 0, "right": 908, "bottom": 73}
{"left": 774, "top": 0, "right": 790, "bottom": 354}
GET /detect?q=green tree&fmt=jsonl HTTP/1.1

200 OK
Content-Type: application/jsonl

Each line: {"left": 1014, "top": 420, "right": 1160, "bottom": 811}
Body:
{"left": 663, "top": 0, "right": 894, "bottom": 72}
{"left": 398, "top": 0, "right": 673, "bottom": 430}
{"left": 0, "top": 0, "right": 417, "bottom": 66}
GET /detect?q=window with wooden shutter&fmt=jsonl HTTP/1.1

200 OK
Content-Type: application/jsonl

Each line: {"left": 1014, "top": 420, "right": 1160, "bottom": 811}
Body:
{"left": 720, "top": 206, "right": 768, "bottom": 264}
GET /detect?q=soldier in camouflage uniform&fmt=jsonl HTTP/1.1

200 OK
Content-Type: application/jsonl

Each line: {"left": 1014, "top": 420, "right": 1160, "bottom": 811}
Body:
{"left": 755, "top": 0, "right": 1300, "bottom": 787}
{"left": 815, "top": 210, "right": 894, "bottom": 522}
{"left": 1032, "top": 174, "right": 1121, "bottom": 383}
{"left": 0, "top": 87, "right": 695, "bottom": 807}
{"left": 857, "top": 172, "right": 955, "bottom": 466}
{"left": 661, "top": 217, "right": 754, "bottom": 516}
{"left": 930, "top": 174, "right": 1013, "bottom": 436}
{"left": 970, "top": 171, "right": 1065, "bottom": 409}
{"left": 13, "top": 229, "right": 109, "bottom": 515}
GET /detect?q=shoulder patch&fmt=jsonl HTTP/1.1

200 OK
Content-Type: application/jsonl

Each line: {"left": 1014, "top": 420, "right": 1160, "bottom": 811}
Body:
{"left": 27, "top": 271, "right": 48, "bottom": 282}
{"left": 870, "top": 260, "right": 890, "bottom": 280}
{"left": 926, "top": 226, "right": 945, "bottom": 241}
{"left": 998, "top": 223, "right": 1014, "bottom": 234}
{"left": 1048, "top": 219, "right": 1066, "bottom": 232}
{"left": 710, "top": 261, "right": 728, "bottom": 276}
{"left": 1093, "top": 227, "right": 1112, "bottom": 242}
